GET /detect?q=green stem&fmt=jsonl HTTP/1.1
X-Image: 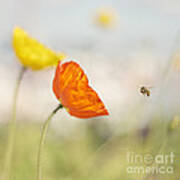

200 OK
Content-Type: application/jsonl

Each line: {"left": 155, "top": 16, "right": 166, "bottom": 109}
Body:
{"left": 2, "top": 66, "right": 27, "bottom": 180}
{"left": 37, "top": 104, "right": 63, "bottom": 180}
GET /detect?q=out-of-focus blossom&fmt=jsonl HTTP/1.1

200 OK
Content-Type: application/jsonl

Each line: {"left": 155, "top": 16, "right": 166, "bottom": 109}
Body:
{"left": 95, "top": 7, "right": 117, "bottom": 28}
{"left": 53, "top": 61, "right": 109, "bottom": 119}
{"left": 172, "top": 53, "right": 180, "bottom": 71}
{"left": 169, "top": 115, "right": 180, "bottom": 131}
{"left": 13, "top": 27, "right": 66, "bottom": 70}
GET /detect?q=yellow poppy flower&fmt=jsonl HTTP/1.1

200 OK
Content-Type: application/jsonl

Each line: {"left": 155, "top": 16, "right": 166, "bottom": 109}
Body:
{"left": 169, "top": 115, "right": 180, "bottom": 131}
{"left": 173, "top": 53, "right": 180, "bottom": 71}
{"left": 95, "top": 7, "right": 117, "bottom": 28}
{"left": 12, "top": 27, "right": 66, "bottom": 70}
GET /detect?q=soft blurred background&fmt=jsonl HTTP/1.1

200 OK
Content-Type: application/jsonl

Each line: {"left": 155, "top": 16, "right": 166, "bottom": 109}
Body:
{"left": 0, "top": 0, "right": 180, "bottom": 179}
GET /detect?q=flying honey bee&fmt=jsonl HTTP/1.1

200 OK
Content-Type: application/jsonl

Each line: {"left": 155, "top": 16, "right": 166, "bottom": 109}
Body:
{"left": 140, "top": 86, "right": 151, "bottom": 97}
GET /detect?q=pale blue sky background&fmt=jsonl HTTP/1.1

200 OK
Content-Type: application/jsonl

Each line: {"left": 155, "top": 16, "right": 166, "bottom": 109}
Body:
{"left": 0, "top": 0, "right": 180, "bottom": 59}
{"left": 1, "top": 0, "right": 180, "bottom": 128}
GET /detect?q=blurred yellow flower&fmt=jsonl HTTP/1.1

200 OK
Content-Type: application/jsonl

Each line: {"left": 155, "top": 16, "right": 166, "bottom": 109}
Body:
{"left": 169, "top": 115, "right": 180, "bottom": 131}
{"left": 173, "top": 52, "right": 180, "bottom": 71}
{"left": 95, "top": 7, "right": 117, "bottom": 28}
{"left": 13, "top": 27, "right": 66, "bottom": 70}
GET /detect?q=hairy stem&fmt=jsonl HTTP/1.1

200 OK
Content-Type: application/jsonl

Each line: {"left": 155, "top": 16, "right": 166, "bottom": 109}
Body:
{"left": 37, "top": 104, "right": 63, "bottom": 180}
{"left": 2, "top": 66, "right": 27, "bottom": 180}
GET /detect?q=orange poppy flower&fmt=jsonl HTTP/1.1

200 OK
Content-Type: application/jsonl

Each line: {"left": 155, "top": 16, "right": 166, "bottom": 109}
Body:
{"left": 53, "top": 61, "right": 109, "bottom": 119}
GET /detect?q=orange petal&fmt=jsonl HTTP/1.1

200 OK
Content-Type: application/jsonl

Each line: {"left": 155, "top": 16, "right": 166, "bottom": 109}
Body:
{"left": 53, "top": 61, "right": 109, "bottom": 119}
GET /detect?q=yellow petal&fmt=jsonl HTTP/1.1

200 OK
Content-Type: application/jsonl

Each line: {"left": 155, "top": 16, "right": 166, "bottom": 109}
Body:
{"left": 169, "top": 115, "right": 180, "bottom": 131}
{"left": 12, "top": 27, "right": 66, "bottom": 70}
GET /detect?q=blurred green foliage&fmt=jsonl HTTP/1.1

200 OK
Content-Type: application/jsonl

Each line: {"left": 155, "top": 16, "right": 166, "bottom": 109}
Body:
{"left": 0, "top": 118, "right": 179, "bottom": 180}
